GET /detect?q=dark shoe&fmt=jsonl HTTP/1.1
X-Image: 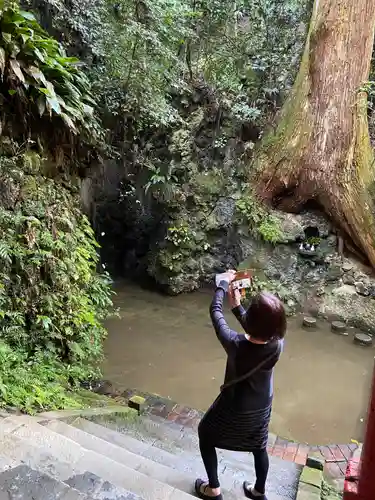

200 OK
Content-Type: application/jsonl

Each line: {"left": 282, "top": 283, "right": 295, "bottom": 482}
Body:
{"left": 195, "top": 479, "right": 223, "bottom": 499}
{"left": 243, "top": 481, "right": 267, "bottom": 500}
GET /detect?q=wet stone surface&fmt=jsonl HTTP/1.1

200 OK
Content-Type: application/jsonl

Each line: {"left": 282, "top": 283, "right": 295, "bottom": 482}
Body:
{"left": 302, "top": 317, "right": 317, "bottom": 328}
{"left": 331, "top": 321, "right": 347, "bottom": 334}
{"left": 0, "top": 464, "right": 83, "bottom": 499}
{"left": 355, "top": 282, "right": 370, "bottom": 297}
{"left": 353, "top": 333, "right": 373, "bottom": 347}
{"left": 342, "top": 262, "right": 353, "bottom": 273}
{"left": 89, "top": 411, "right": 301, "bottom": 500}
{"left": 87, "top": 390, "right": 360, "bottom": 499}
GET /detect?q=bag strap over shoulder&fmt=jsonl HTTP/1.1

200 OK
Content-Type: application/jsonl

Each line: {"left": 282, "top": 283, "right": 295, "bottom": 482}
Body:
{"left": 220, "top": 340, "right": 281, "bottom": 392}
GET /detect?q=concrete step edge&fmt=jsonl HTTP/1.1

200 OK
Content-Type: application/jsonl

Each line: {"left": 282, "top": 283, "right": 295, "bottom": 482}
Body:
{"left": 37, "top": 406, "right": 137, "bottom": 421}
{"left": 71, "top": 417, "right": 210, "bottom": 476}
{"left": 71, "top": 417, "right": 299, "bottom": 500}
{"left": 2, "top": 415, "right": 195, "bottom": 500}
{"left": 0, "top": 431, "right": 144, "bottom": 500}
{"left": 44, "top": 418, "right": 211, "bottom": 498}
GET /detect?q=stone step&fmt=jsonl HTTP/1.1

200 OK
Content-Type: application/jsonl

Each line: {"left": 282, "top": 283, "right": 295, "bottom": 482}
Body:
{"left": 44, "top": 418, "right": 221, "bottom": 499}
{"left": 0, "top": 430, "right": 142, "bottom": 500}
{"left": 1, "top": 415, "right": 194, "bottom": 500}
{"left": 38, "top": 406, "right": 137, "bottom": 421}
{"left": 70, "top": 416, "right": 300, "bottom": 500}
{"left": 0, "top": 464, "right": 88, "bottom": 499}
{"left": 71, "top": 416, "right": 203, "bottom": 474}
{"left": 85, "top": 412, "right": 188, "bottom": 451}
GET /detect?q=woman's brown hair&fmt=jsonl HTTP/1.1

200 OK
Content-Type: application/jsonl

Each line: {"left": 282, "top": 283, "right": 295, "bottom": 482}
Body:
{"left": 244, "top": 292, "right": 286, "bottom": 341}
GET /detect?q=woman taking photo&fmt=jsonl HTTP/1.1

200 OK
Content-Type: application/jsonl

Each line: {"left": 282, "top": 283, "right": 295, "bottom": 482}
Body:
{"left": 195, "top": 270, "right": 286, "bottom": 500}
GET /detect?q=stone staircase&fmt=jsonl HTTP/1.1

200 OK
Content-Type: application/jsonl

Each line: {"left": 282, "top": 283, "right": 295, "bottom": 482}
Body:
{"left": 0, "top": 408, "right": 302, "bottom": 499}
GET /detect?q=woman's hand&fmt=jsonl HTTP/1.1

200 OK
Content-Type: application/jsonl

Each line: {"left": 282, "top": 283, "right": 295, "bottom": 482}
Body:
{"left": 229, "top": 285, "right": 242, "bottom": 309}
{"left": 215, "top": 269, "right": 237, "bottom": 290}
{"left": 219, "top": 269, "right": 236, "bottom": 284}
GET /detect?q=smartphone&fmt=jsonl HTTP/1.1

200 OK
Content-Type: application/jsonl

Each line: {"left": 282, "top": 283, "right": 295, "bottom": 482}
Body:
{"left": 215, "top": 270, "right": 253, "bottom": 292}
{"left": 232, "top": 270, "right": 252, "bottom": 297}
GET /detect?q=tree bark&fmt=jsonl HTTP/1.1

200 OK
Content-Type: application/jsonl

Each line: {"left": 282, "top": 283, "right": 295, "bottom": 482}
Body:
{"left": 255, "top": 0, "right": 375, "bottom": 267}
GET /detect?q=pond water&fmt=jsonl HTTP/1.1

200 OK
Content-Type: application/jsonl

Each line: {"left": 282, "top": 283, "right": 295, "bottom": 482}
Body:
{"left": 102, "top": 281, "right": 374, "bottom": 445}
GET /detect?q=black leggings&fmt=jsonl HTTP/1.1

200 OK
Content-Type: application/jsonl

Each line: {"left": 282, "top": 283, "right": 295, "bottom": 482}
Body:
{"left": 199, "top": 437, "right": 269, "bottom": 493}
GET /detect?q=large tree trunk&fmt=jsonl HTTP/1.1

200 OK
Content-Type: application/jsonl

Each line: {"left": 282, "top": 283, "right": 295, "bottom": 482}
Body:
{"left": 255, "top": 0, "right": 375, "bottom": 267}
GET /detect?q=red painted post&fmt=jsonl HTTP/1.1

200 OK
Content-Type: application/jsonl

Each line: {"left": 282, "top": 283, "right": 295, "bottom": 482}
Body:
{"left": 357, "top": 357, "right": 375, "bottom": 500}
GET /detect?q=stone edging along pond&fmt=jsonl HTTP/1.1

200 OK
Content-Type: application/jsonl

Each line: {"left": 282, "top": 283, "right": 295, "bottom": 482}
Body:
{"left": 119, "top": 387, "right": 358, "bottom": 487}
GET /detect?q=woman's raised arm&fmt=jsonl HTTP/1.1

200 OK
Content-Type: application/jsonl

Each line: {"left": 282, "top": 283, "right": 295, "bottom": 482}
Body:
{"left": 231, "top": 304, "right": 247, "bottom": 331}
{"left": 209, "top": 280, "right": 238, "bottom": 353}
{"left": 228, "top": 284, "right": 247, "bottom": 331}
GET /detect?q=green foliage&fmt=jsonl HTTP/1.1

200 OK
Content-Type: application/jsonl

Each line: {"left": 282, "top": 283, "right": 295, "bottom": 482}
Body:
{"left": 144, "top": 163, "right": 178, "bottom": 197}
{"left": 0, "top": 143, "right": 113, "bottom": 411}
{"left": 258, "top": 216, "right": 284, "bottom": 244}
{"left": 321, "top": 481, "right": 342, "bottom": 500}
{"left": 90, "top": 0, "right": 195, "bottom": 129}
{"left": 188, "top": 0, "right": 308, "bottom": 123}
{"left": 236, "top": 194, "right": 283, "bottom": 244}
{"left": 362, "top": 80, "right": 375, "bottom": 118}
{"left": 27, "top": 0, "right": 308, "bottom": 134}
{"left": 0, "top": 3, "right": 102, "bottom": 140}
{"left": 0, "top": 342, "right": 81, "bottom": 413}
{"left": 149, "top": 220, "right": 210, "bottom": 278}
{"left": 13, "top": 0, "right": 309, "bottom": 299}
{"left": 165, "top": 224, "right": 194, "bottom": 248}
{"left": 244, "top": 275, "right": 293, "bottom": 308}
{"left": 306, "top": 236, "right": 321, "bottom": 246}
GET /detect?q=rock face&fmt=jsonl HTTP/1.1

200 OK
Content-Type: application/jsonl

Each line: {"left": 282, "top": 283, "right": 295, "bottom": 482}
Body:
{"left": 91, "top": 160, "right": 375, "bottom": 330}
{"left": 274, "top": 211, "right": 331, "bottom": 243}
{"left": 237, "top": 213, "right": 375, "bottom": 333}
{"left": 319, "top": 289, "right": 375, "bottom": 334}
{"left": 83, "top": 127, "right": 375, "bottom": 331}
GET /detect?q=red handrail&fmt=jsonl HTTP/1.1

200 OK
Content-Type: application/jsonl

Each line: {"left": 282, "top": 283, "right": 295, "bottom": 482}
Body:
{"left": 344, "top": 357, "right": 375, "bottom": 500}
{"left": 357, "top": 357, "right": 375, "bottom": 500}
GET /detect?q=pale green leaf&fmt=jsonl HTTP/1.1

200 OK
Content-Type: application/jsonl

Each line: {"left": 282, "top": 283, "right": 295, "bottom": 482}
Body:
{"left": 83, "top": 104, "right": 94, "bottom": 117}
{"left": 33, "top": 47, "right": 45, "bottom": 63}
{"left": 46, "top": 81, "right": 55, "bottom": 95}
{"left": 25, "top": 65, "right": 47, "bottom": 86}
{"left": 60, "top": 112, "right": 77, "bottom": 133}
{"left": 38, "top": 87, "right": 52, "bottom": 97}
{"left": 2, "top": 33, "right": 11, "bottom": 44}
{"left": 46, "top": 95, "right": 61, "bottom": 115}
{"left": 0, "top": 47, "right": 5, "bottom": 78}
{"left": 20, "top": 34, "right": 30, "bottom": 44}
{"left": 19, "top": 10, "right": 36, "bottom": 21}
{"left": 9, "top": 59, "right": 24, "bottom": 83}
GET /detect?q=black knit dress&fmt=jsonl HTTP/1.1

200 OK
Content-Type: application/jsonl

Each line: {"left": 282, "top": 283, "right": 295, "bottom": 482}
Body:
{"left": 198, "top": 281, "right": 282, "bottom": 452}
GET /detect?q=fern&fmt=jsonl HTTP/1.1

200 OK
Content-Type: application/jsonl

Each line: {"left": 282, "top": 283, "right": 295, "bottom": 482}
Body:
{"left": 0, "top": 5, "right": 103, "bottom": 142}
{"left": 0, "top": 242, "right": 11, "bottom": 263}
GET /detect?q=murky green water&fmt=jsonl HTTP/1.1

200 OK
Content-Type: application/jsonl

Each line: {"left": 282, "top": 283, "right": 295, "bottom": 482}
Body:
{"left": 103, "top": 281, "right": 374, "bottom": 445}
